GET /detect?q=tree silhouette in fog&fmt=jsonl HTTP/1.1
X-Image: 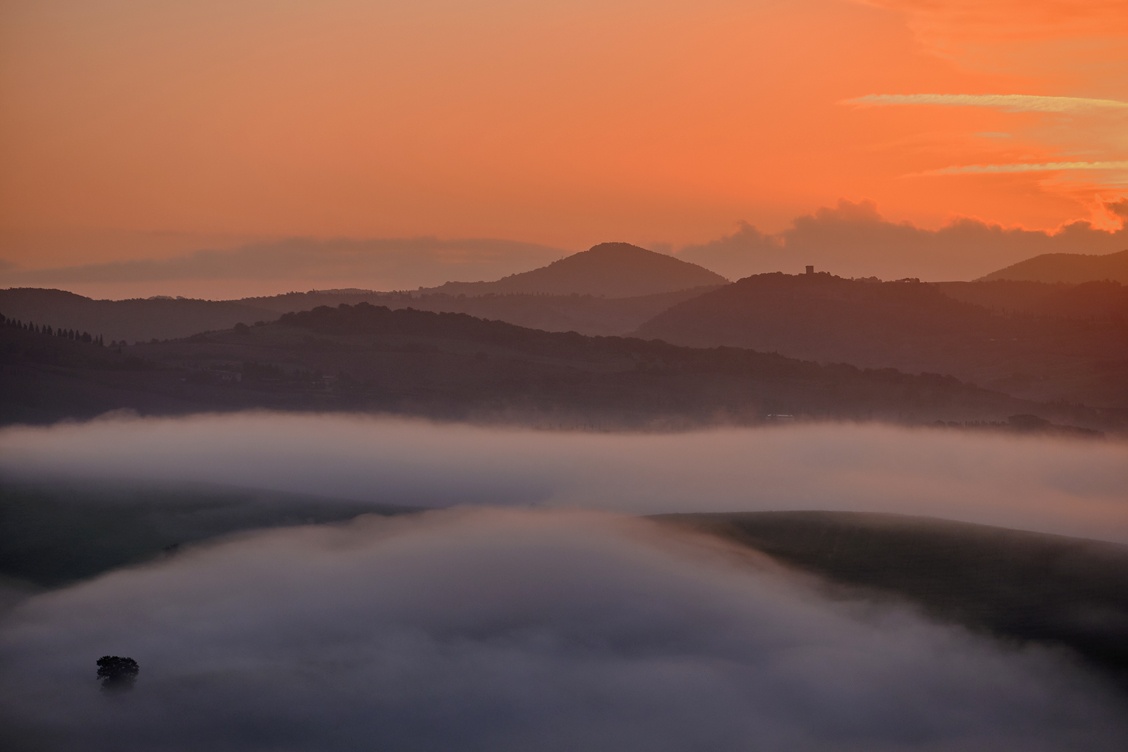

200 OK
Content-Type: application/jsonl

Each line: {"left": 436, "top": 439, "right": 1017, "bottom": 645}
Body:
{"left": 96, "top": 656, "right": 139, "bottom": 691}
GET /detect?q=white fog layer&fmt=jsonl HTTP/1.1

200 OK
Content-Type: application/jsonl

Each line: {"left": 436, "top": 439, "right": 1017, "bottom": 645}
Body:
{"left": 2, "top": 412, "right": 1126, "bottom": 543}
{"left": 1, "top": 509, "right": 1125, "bottom": 752}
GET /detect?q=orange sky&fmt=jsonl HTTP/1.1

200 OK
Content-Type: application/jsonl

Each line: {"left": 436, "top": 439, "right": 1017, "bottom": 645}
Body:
{"left": 1, "top": 0, "right": 1126, "bottom": 285}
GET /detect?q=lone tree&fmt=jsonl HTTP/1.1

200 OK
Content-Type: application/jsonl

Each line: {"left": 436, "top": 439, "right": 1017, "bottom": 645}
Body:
{"left": 96, "top": 656, "right": 139, "bottom": 691}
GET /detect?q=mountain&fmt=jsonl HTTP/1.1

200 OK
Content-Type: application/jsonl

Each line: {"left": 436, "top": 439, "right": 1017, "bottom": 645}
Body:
{"left": 6, "top": 303, "right": 1115, "bottom": 431}
{"left": 634, "top": 272, "right": 1128, "bottom": 408}
{"left": 427, "top": 242, "right": 729, "bottom": 298}
{"left": 978, "top": 249, "right": 1128, "bottom": 284}
{"left": 4, "top": 244, "right": 726, "bottom": 344}
{"left": 0, "top": 288, "right": 276, "bottom": 344}
{"left": 1, "top": 244, "right": 728, "bottom": 343}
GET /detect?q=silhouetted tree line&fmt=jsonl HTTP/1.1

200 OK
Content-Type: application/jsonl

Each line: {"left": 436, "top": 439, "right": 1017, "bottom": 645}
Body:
{"left": 0, "top": 312, "right": 104, "bottom": 346}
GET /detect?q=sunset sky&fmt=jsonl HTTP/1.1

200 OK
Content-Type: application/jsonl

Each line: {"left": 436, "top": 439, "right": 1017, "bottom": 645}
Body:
{"left": 2, "top": 0, "right": 1127, "bottom": 296}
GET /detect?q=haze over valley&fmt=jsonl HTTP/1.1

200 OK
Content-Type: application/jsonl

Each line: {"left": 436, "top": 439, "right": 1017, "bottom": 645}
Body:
{"left": 2, "top": 1, "right": 1128, "bottom": 749}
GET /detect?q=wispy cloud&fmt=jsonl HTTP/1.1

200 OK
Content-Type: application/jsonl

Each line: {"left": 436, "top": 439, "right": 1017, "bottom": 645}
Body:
{"left": 849, "top": 1, "right": 1128, "bottom": 43}
{"left": 924, "top": 161, "right": 1128, "bottom": 175}
{"left": 844, "top": 93, "right": 1128, "bottom": 114}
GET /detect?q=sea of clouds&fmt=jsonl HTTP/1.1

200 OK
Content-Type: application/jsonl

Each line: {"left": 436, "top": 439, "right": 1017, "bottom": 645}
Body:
{"left": 1, "top": 413, "right": 1126, "bottom": 750}
{"left": 2, "top": 508, "right": 1126, "bottom": 751}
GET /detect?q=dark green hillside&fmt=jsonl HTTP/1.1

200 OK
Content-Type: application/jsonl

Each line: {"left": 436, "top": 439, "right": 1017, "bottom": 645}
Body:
{"left": 661, "top": 511, "right": 1128, "bottom": 685}
{"left": 0, "top": 481, "right": 408, "bottom": 589}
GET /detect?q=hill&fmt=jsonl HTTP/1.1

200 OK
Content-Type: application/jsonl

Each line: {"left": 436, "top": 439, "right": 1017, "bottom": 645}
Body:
{"left": 1, "top": 280, "right": 721, "bottom": 344}
{"left": 979, "top": 249, "right": 1128, "bottom": 284}
{"left": 0, "top": 288, "right": 276, "bottom": 344}
{"left": 0, "top": 480, "right": 407, "bottom": 589}
{"left": 427, "top": 242, "right": 729, "bottom": 298}
{"left": 635, "top": 272, "right": 1128, "bottom": 408}
{"left": 660, "top": 511, "right": 1128, "bottom": 685}
{"left": 5, "top": 303, "right": 1116, "bottom": 431}
{"left": 934, "top": 279, "right": 1128, "bottom": 319}
{"left": 240, "top": 287, "right": 719, "bottom": 337}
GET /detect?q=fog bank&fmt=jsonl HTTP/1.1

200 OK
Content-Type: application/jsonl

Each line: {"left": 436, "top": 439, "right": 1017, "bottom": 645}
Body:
{"left": 2, "top": 413, "right": 1126, "bottom": 543}
{"left": 1, "top": 509, "right": 1124, "bottom": 751}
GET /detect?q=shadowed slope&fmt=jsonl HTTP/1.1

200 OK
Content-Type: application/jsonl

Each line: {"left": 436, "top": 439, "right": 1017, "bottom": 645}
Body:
{"left": 979, "top": 249, "right": 1128, "bottom": 284}
{"left": 0, "top": 481, "right": 408, "bottom": 589}
{"left": 934, "top": 279, "right": 1128, "bottom": 319}
{"left": 0, "top": 287, "right": 275, "bottom": 344}
{"left": 660, "top": 511, "right": 1128, "bottom": 685}
{"left": 6, "top": 302, "right": 1108, "bottom": 429}
{"left": 635, "top": 272, "right": 1128, "bottom": 407}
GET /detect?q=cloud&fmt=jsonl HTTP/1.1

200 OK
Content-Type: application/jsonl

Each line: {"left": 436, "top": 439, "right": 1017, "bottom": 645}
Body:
{"left": 0, "top": 237, "right": 567, "bottom": 298}
{"left": 1107, "top": 198, "right": 1128, "bottom": 220}
{"left": 676, "top": 199, "right": 1128, "bottom": 280}
{"left": 924, "top": 161, "right": 1128, "bottom": 175}
{"left": 851, "top": 1, "right": 1128, "bottom": 42}
{"left": 2, "top": 413, "right": 1126, "bottom": 544}
{"left": 1, "top": 507, "right": 1125, "bottom": 751}
{"left": 845, "top": 93, "right": 1128, "bottom": 113}
{"left": 840, "top": 94, "right": 1128, "bottom": 211}
{"left": 667, "top": 221, "right": 784, "bottom": 280}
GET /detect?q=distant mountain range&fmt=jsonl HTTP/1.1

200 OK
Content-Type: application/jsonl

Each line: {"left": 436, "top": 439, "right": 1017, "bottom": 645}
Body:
{"left": 634, "top": 272, "right": 1128, "bottom": 408}
{"left": 0, "top": 286, "right": 720, "bottom": 343}
{"left": 978, "top": 248, "right": 1128, "bottom": 284}
{"left": 6, "top": 303, "right": 1111, "bottom": 432}
{"left": 4, "top": 244, "right": 1127, "bottom": 417}
{"left": 0, "top": 243, "right": 726, "bottom": 343}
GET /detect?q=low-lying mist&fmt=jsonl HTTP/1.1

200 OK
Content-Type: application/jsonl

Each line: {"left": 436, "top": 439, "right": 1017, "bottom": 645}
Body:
{"left": 2, "top": 412, "right": 1126, "bottom": 543}
{"left": 2, "top": 508, "right": 1125, "bottom": 751}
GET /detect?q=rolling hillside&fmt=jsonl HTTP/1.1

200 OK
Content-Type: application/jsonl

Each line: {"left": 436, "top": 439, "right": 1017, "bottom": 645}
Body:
{"left": 6, "top": 303, "right": 1111, "bottom": 431}
{"left": 978, "top": 249, "right": 1128, "bottom": 284}
{"left": 662, "top": 511, "right": 1128, "bottom": 685}
{"left": 635, "top": 272, "right": 1128, "bottom": 408}
{"left": 0, "top": 287, "right": 274, "bottom": 344}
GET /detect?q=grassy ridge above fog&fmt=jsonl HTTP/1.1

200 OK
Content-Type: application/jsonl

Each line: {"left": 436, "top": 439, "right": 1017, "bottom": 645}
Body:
{"left": 0, "top": 482, "right": 406, "bottom": 590}
{"left": 661, "top": 511, "right": 1128, "bottom": 688}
